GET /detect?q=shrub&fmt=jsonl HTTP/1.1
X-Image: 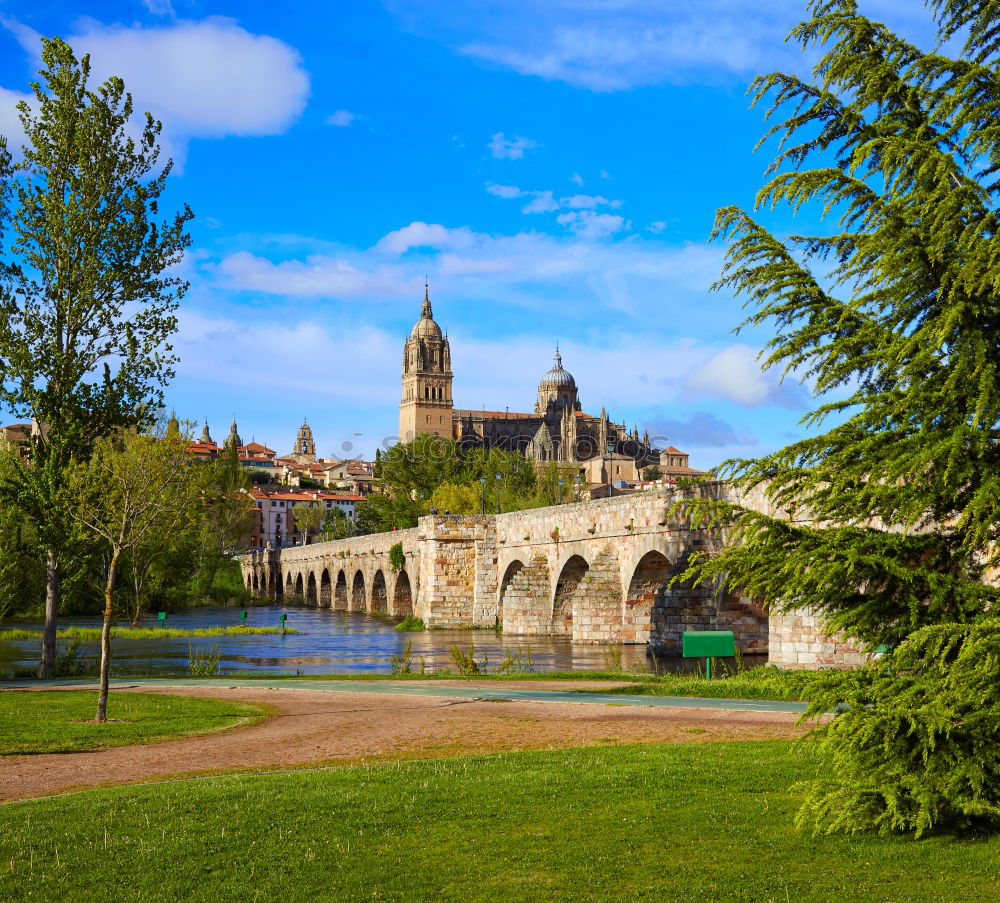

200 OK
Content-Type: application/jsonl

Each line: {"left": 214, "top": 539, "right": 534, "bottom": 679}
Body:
{"left": 448, "top": 644, "right": 481, "bottom": 675}
{"left": 388, "top": 542, "right": 405, "bottom": 573}
{"left": 187, "top": 643, "right": 222, "bottom": 677}
{"left": 394, "top": 615, "right": 425, "bottom": 632}
{"left": 390, "top": 640, "right": 414, "bottom": 675}
{"left": 797, "top": 620, "right": 1000, "bottom": 837}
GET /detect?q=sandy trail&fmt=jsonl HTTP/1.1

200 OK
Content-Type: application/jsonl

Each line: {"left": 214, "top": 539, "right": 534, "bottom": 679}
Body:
{"left": 0, "top": 686, "right": 807, "bottom": 801}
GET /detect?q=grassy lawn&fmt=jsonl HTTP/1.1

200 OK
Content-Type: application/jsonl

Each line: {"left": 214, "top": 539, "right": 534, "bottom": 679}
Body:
{"left": 1, "top": 741, "right": 996, "bottom": 902}
{"left": 0, "top": 691, "right": 268, "bottom": 755}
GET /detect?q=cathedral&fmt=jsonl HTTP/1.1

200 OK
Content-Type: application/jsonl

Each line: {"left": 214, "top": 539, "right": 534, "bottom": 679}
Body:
{"left": 399, "top": 287, "right": 695, "bottom": 486}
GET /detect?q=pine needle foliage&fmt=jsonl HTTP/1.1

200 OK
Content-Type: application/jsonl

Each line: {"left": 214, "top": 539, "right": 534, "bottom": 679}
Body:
{"left": 676, "top": 0, "right": 1000, "bottom": 648}
{"left": 797, "top": 619, "right": 1000, "bottom": 836}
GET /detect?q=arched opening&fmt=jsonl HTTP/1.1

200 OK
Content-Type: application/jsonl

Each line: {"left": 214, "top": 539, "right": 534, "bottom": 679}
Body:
{"left": 306, "top": 572, "right": 318, "bottom": 605}
{"left": 351, "top": 571, "right": 366, "bottom": 612}
{"left": 624, "top": 551, "right": 671, "bottom": 644}
{"left": 294, "top": 573, "right": 304, "bottom": 600}
{"left": 251, "top": 574, "right": 259, "bottom": 595}
{"left": 267, "top": 570, "right": 276, "bottom": 599}
{"left": 371, "top": 570, "right": 388, "bottom": 613}
{"left": 334, "top": 570, "right": 348, "bottom": 610}
{"left": 498, "top": 560, "right": 525, "bottom": 629}
{"left": 274, "top": 571, "right": 284, "bottom": 600}
{"left": 552, "top": 555, "right": 589, "bottom": 636}
{"left": 498, "top": 556, "right": 551, "bottom": 635}
{"left": 320, "top": 569, "right": 332, "bottom": 607}
{"left": 286, "top": 572, "right": 293, "bottom": 591}
{"left": 393, "top": 570, "right": 413, "bottom": 616}
{"left": 245, "top": 574, "right": 252, "bottom": 591}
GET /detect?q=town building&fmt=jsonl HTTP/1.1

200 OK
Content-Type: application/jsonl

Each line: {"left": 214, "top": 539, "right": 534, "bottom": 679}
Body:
{"left": 399, "top": 285, "right": 700, "bottom": 488}
{"left": 249, "top": 486, "right": 365, "bottom": 549}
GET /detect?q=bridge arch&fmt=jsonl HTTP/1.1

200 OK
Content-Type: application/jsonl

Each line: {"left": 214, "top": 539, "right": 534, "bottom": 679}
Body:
{"left": 306, "top": 572, "right": 318, "bottom": 605}
{"left": 246, "top": 574, "right": 253, "bottom": 592}
{"left": 392, "top": 570, "right": 413, "bottom": 616}
{"left": 499, "top": 555, "right": 551, "bottom": 634}
{"left": 371, "top": 570, "right": 388, "bottom": 613}
{"left": 622, "top": 550, "right": 671, "bottom": 644}
{"left": 334, "top": 570, "right": 348, "bottom": 610}
{"left": 552, "top": 554, "right": 589, "bottom": 636}
{"left": 320, "top": 568, "right": 332, "bottom": 607}
{"left": 351, "top": 571, "right": 366, "bottom": 611}
{"left": 251, "top": 573, "right": 259, "bottom": 596}
{"left": 293, "top": 573, "right": 304, "bottom": 600}
{"left": 273, "top": 569, "right": 283, "bottom": 600}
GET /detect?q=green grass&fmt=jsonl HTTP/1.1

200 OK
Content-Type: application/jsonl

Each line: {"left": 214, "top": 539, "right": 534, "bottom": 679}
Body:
{"left": 0, "top": 690, "right": 268, "bottom": 755}
{"left": 569, "top": 665, "right": 827, "bottom": 701}
{"left": 1, "top": 741, "right": 997, "bottom": 902}
{"left": 0, "top": 626, "right": 299, "bottom": 640}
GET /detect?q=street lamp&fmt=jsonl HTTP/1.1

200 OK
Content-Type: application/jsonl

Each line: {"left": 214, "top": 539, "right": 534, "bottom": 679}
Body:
{"left": 479, "top": 476, "right": 487, "bottom": 515}
{"left": 495, "top": 472, "right": 503, "bottom": 515}
{"left": 607, "top": 439, "right": 615, "bottom": 498}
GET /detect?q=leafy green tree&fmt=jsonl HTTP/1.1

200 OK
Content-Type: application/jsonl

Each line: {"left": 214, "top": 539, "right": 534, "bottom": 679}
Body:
{"left": 0, "top": 39, "right": 192, "bottom": 675}
{"left": 678, "top": 0, "right": 1000, "bottom": 650}
{"left": 71, "top": 431, "right": 194, "bottom": 722}
{"left": 320, "top": 506, "right": 359, "bottom": 540}
{"left": 360, "top": 435, "right": 464, "bottom": 531}
{"left": 641, "top": 465, "right": 662, "bottom": 482}
{"left": 290, "top": 502, "right": 324, "bottom": 543}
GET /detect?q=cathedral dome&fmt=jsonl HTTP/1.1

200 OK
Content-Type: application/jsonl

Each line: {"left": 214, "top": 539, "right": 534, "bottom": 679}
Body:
{"left": 538, "top": 349, "right": 576, "bottom": 390}
{"left": 411, "top": 286, "right": 443, "bottom": 339}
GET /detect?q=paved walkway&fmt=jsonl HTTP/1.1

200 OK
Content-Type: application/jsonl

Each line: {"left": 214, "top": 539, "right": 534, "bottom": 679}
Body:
{"left": 2, "top": 677, "right": 808, "bottom": 713}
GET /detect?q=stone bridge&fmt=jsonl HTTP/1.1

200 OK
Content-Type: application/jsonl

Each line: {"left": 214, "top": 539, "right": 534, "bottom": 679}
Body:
{"left": 242, "top": 484, "right": 779, "bottom": 657}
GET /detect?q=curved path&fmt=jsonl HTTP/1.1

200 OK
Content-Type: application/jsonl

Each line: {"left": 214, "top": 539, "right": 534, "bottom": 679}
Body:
{"left": 0, "top": 681, "right": 809, "bottom": 802}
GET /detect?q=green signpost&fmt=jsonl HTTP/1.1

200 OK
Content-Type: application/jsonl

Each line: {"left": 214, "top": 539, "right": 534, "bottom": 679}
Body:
{"left": 682, "top": 630, "right": 735, "bottom": 679}
{"left": 241, "top": 610, "right": 248, "bottom": 627}
{"left": 280, "top": 613, "right": 287, "bottom": 633}
{"left": 157, "top": 611, "right": 167, "bottom": 625}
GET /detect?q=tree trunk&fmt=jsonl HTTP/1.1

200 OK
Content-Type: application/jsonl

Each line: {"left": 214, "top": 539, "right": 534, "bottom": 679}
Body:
{"left": 95, "top": 549, "right": 121, "bottom": 723}
{"left": 38, "top": 548, "right": 60, "bottom": 678}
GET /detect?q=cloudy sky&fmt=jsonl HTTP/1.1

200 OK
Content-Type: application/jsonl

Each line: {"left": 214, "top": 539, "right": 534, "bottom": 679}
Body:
{"left": 0, "top": 0, "right": 936, "bottom": 465}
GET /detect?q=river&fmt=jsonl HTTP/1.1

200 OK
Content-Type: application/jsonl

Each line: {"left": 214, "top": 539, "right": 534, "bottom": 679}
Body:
{"left": 0, "top": 605, "right": 751, "bottom": 677}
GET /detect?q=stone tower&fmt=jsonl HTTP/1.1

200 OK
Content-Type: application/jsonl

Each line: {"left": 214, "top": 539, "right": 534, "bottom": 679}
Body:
{"left": 293, "top": 420, "right": 316, "bottom": 461}
{"left": 399, "top": 284, "right": 453, "bottom": 440}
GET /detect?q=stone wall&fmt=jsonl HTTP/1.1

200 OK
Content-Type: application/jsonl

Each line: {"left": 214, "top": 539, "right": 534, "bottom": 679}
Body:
{"left": 240, "top": 484, "right": 878, "bottom": 667}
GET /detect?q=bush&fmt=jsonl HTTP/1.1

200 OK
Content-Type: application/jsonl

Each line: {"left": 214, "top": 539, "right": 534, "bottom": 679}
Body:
{"left": 394, "top": 615, "right": 425, "bottom": 632}
{"left": 388, "top": 542, "right": 405, "bottom": 573}
{"left": 797, "top": 620, "right": 1000, "bottom": 837}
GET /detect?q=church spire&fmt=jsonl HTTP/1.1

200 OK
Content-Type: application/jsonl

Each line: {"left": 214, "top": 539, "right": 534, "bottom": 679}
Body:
{"left": 422, "top": 278, "right": 432, "bottom": 319}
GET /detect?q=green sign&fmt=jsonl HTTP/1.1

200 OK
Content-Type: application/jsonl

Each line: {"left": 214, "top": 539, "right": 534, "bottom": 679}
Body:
{"left": 682, "top": 631, "right": 736, "bottom": 680}
{"left": 157, "top": 611, "right": 167, "bottom": 622}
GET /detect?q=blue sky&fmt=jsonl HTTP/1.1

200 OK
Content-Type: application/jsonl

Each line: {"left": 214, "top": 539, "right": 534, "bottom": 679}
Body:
{"left": 0, "top": 0, "right": 935, "bottom": 466}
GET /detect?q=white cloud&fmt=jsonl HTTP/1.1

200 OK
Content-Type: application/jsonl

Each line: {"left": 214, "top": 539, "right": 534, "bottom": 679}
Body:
{"left": 488, "top": 131, "right": 538, "bottom": 160}
{"left": 375, "top": 221, "right": 476, "bottom": 254}
{"left": 387, "top": 0, "right": 937, "bottom": 92}
{"left": 216, "top": 251, "right": 415, "bottom": 298}
{"left": 213, "top": 220, "right": 725, "bottom": 320}
{"left": 486, "top": 182, "right": 623, "bottom": 220}
{"left": 522, "top": 191, "right": 559, "bottom": 214}
{"left": 556, "top": 211, "right": 628, "bottom": 240}
{"left": 571, "top": 172, "right": 584, "bottom": 186}
{"left": 1, "top": 17, "right": 309, "bottom": 164}
{"left": 647, "top": 221, "right": 667, "bottom": 234}
{"left": 0, "top": 86, "right": 31, "bottom": 157}
{"left": 326, "top": 110, "right": 357, "bottom": 127}
{"left": 485, "top": 183, "right": 525, "bottom": 199}
{"left": 562, "top": 194, "right": 621, "bottom": 210}
{"left": 686, "top": 344, "right": 805, "bottom": 407}
{"left": 142, "top": 0, "right": 175, "bottom": 15}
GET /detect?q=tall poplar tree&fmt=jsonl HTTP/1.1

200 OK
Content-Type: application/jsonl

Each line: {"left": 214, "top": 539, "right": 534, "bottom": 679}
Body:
{"left": 679, "top": 0, "right": 1000, "bottom": 647}
{"left": 0, "top": 38, "right": 192, "bottom": 675}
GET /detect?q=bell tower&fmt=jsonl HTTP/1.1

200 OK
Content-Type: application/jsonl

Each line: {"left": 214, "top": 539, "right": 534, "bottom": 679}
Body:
{"left": 399, "top": 283, "right": 453, "bottom": 441}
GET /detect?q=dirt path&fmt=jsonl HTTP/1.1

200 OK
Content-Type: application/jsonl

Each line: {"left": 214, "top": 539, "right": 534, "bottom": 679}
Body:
{"left": 0, "top": 686, "right": 808, "bottom": 802}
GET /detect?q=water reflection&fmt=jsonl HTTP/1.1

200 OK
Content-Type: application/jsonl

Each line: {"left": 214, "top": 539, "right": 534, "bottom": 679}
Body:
{"left": 1, "top": 606, "right": 765, "bottom": 677}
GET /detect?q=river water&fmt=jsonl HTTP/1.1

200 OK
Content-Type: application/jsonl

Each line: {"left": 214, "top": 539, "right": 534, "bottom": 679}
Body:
{"left": 0, "top": 605, "right": 746, "bottom": 677}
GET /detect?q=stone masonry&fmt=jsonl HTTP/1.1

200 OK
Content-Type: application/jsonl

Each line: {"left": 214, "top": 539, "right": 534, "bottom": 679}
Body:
{"left": 241, "top": 484, "right": 868, "bottom": 668}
